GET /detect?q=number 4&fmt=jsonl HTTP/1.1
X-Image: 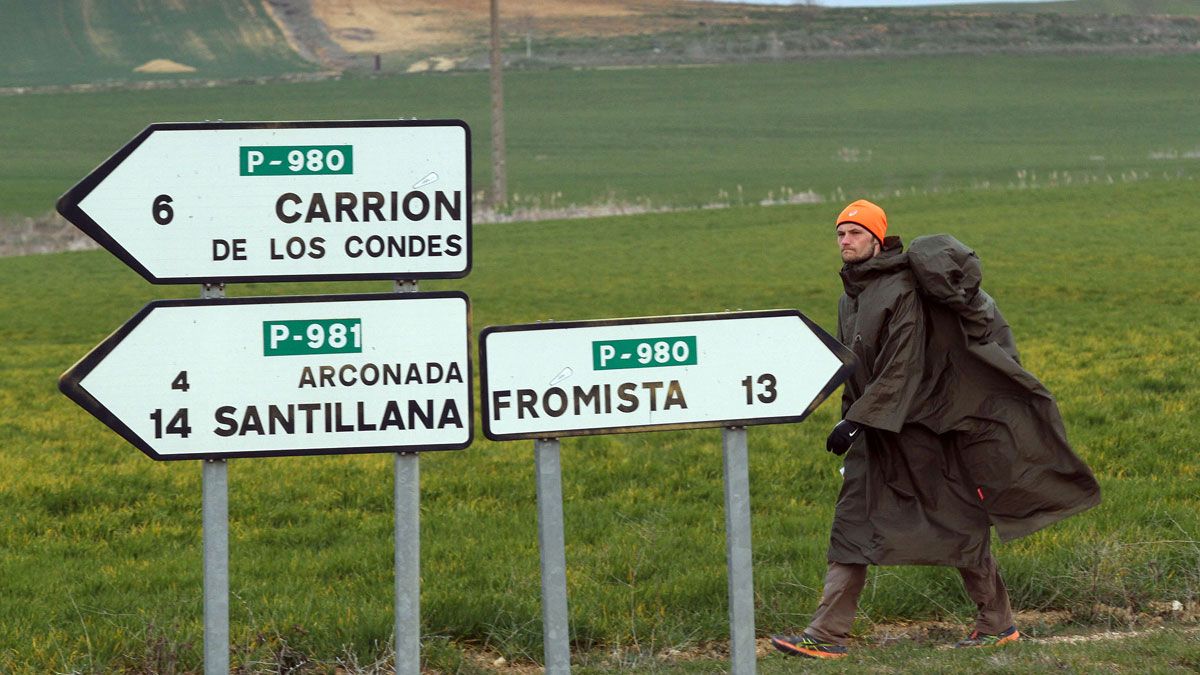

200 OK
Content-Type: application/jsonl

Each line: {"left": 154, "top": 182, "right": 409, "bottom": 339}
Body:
{"left": 172, "top": 371, "right": 190, "bottom": 392}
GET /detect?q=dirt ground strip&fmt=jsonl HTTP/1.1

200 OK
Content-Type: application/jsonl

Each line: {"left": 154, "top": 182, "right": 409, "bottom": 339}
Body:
{"left": 449, "top": 617, "right": 1200, "bottom": 672}
{"left": 501, "top": 602, "right": 1197, "bottom": 669}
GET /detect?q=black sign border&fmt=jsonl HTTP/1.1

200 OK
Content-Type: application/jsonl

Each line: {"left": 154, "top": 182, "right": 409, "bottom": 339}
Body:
{"left": 56, "top": 119, "right": 473, "bottom": 284}
{"left": 478, "top": 309, "right": 855, "bottom": 441}
{"left": 60, "top": 291, "right": 474, "bottom": 461}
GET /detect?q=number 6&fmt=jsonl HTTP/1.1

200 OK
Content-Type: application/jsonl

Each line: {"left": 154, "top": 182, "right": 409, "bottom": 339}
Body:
{"left": 153, "top": 194, "right": 174, "bottom": 225}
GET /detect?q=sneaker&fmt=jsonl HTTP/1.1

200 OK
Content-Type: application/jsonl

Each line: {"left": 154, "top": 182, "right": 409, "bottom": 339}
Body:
{"left": 769, "top": 632, "right": 849, "bottom": 659}
{"left": 954, "top": 625, "right": 1019, "bottom": 648}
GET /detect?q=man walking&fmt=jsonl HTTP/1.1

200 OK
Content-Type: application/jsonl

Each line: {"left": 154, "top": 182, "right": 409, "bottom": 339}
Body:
{"left": 770, "top": 199, "right": 1101, "bottom": 659}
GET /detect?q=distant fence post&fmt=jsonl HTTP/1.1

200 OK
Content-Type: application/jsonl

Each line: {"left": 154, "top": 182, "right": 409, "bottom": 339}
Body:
{"left": 489, "top": 0, "right": 508, "bottom": 208}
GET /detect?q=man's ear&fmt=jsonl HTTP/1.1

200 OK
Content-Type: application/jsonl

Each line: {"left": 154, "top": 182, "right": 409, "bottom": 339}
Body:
{"left": 872, "top": 239, "right": 881, "bottom": 257}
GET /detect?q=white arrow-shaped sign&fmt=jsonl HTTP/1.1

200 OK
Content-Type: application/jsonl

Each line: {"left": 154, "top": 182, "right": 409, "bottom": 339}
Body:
{"left": 60, "top": 292, "right": 473, "bottom": 460}
{"left": 480, "top": 309, "right": 855, "bottom": 440}
{"left": 57, "top": 120, "right": 471, "bottom": 284}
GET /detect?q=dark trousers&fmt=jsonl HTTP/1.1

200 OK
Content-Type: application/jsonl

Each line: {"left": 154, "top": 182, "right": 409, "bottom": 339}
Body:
{"left": 805, "top": 555, "right": 1014, "bottom": 646}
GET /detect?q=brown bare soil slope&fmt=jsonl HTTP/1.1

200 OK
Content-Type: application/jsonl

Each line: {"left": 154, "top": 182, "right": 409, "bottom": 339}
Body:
{"left": 308, "top": 0, "right": 762, "bottom": 57}
{"left": 132, "top": 58, "right": 198, "bottom": 73}
{"left": 269, "top": 0, "right": 1200, "bottom": 73}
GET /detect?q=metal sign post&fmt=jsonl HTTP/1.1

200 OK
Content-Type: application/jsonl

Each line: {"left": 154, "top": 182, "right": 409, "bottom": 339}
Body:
{"left": 534, "top": 437, "right": 571, "bottom": 674}
{"left": 394, "top": 448, "right": 420, "bottom": 675}
{"left": 199, "top": 283, "right": 229, "bottom": 675}
{"left": 202, "top": 459, "right": 229, "bottom": 675}
{"left": 722, "top": 426, "right": 754, "bottom": 675}
{"left": 394, "top": 279, "right": 421, "bottom": 675}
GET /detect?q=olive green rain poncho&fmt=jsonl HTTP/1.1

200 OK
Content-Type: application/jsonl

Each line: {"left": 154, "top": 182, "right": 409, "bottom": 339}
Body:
{"left": 830, "top": 234, "right": 1101, "bottom": 567}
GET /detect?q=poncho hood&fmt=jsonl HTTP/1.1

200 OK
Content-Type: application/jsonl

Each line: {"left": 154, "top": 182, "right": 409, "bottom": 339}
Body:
{"left": 839, "top": 236, "right": 907, "bottom": 298}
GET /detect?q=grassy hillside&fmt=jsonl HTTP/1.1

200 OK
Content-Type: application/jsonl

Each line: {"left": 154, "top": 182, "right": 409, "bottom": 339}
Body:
{"left": 2, "top": 0, "right": 1196, "bottom": 88}
{"left": 306, "top": 0, "right": 1200, "bottom": 74}
{"left": 0, "top": 0, "right": 315, "bottom": 88}
{"left": 487, "top": 7, "right": 1200, "bottom": 73}
{"left": 958, "top": 0, "right": 1200, "bottom": 15}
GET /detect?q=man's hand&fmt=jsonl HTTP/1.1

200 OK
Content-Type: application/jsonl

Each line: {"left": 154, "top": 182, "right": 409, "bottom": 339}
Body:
{"left": 826, "top": 420, "right": 862, "bottom": 455}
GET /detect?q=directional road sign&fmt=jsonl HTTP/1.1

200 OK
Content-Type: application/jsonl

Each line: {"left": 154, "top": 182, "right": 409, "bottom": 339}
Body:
{"left": 479, "top": 310, "right": 854, "bottom": 440}
{"left": 60, "top": 292, "right": 472, "bottom": 460}
{"left": 57, "top": 120, "right": 471, "bottom": 284}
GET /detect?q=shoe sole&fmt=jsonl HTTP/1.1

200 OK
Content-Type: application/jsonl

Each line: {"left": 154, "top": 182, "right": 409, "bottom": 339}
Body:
{"left": 769, "top": 637, "right": 848, "bottom": 660}
{"left": 958, "top": 630, "right": 1020, "bottom": 648}
{"left": 995, "top": 630, "right": 1020, "bottom": 646}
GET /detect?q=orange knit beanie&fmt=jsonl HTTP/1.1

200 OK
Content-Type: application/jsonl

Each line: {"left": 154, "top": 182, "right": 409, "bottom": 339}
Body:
{"left": 836, "top": 199, "right": 887, "bottom": 243}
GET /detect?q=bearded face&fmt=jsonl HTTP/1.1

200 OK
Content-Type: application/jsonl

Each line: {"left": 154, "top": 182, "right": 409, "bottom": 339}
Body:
{"left": 837, "top": 223, "right": 880, "bottom": 264}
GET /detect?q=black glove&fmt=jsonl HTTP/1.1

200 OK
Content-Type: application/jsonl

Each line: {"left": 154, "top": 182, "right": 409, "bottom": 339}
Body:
{"left": 826, "top": 419, "right": 862, "bottom": 456}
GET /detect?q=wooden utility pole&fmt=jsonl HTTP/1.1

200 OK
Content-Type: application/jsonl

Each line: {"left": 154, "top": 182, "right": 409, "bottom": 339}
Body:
{"left": 489, "top": 0, "right": 507, "bottom": 209}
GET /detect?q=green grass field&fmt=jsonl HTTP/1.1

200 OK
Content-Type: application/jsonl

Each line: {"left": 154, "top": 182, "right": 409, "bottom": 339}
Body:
{"left": 1, "top": 179, "right": 1197, "bottom": 671}
{"left": 1, "top": 52, "right": 1198, "bottom": 672}
{"left": 961, "top": 0, "right": 1200, "bottom": 15}
{"left": 504, "top": 3, "right": 1200, "bottom": 75}
{"left": 3, "top": 53, "right": 1200, "bottom": 219}
{"left": 0, "top": 0, "right": 313, "bottom": 88}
